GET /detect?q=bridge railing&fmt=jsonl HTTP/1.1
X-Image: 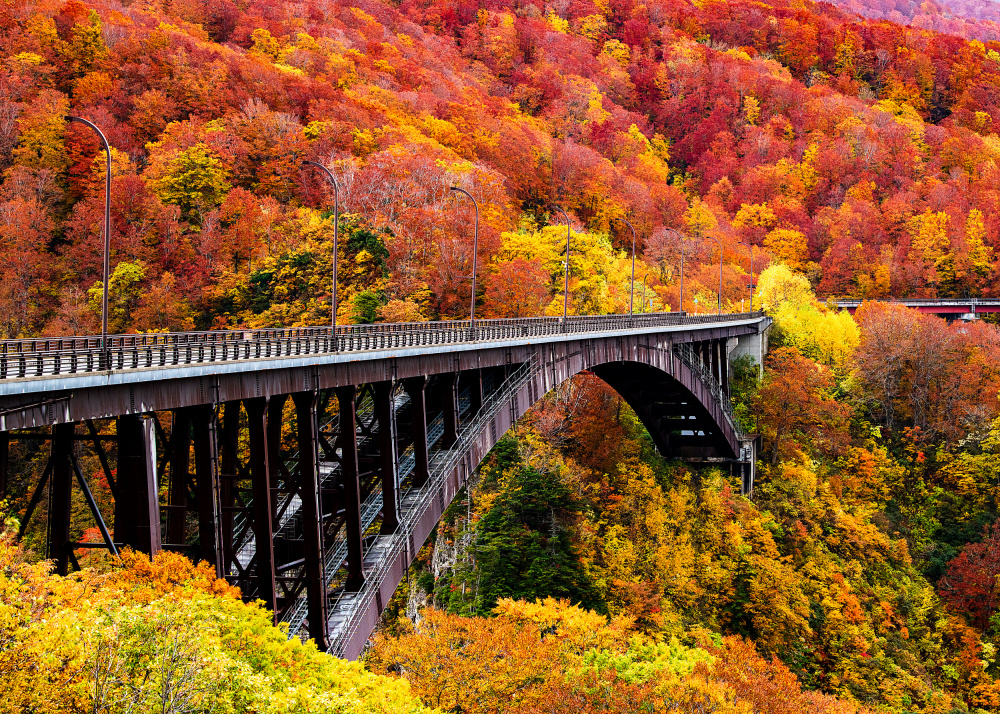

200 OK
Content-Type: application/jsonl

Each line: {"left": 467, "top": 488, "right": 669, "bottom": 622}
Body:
{"left": 672, "top": 342, "right": 743, "bottom": 440}
{"left": 831, "top": 297, "right": 1000, "bottom": 307}
{"left": 0, "top": 312, "right": 763, "bottom": 380}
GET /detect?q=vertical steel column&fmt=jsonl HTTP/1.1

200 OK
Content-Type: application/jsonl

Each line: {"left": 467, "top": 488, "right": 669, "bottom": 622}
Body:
{"left": 291, "top": 391, "right": 329, "bottom": 649}
{"left": 468, "top": 369, "right": 483, "bottom": 417}
{"left": 266, "top": 396, "right": 287, "bottom": 521}
{"left": 0, "top": 431, "right": 8, "bottom": 499}
{"left": 218, "top": 401, "right": 240, "bottom": 575}
{"left": 244, "top": 398, "right": 277, "bottom": 616}
{"left": 191, "top": 405, "right": 224, "bottom": 577}
{"left": 374, "top": 381, "right": 400, "bottom": 535}
{"left": 167, "top": 409, "right": 191, "bottom": 546}
{"left": 48, "top": 423, "right": 74, "bottom": 575}
{"left": 335, "top": 386, "right": 365, "bottom": 591}
{"left": 441, "top": 373, "right": 459, "bottom": 447}
{"left": 115, "top": 414, "right": 162, "bottom": 556}
{"left": 403, "top": 377, "right": 430, "bottom": 487}
{"left": 721, "top": 342, "right": 730, "bottom": 397}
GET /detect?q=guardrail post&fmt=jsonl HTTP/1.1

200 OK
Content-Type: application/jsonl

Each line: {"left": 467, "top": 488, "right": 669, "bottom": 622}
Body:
{"left": 167, "top": 409, "right": 191, "bottom": 546}
{"left": 335, "top": 385, "right": 365, "bottom": 592}
{"left": 291, "top": 390, "right": 329, "bottom": 648}
{"left": 48, "top": 422, "right": 74, "bottom": 575}
{"left": 115, "top": 414, "right": 162, "bottom": 557}
{"left": 374, "top": 381, "right": 400, "bottom": 535}
{"left": 244, "top": 397, "right": 277, "bottom": 616}
{"left": 403, "top": 377, "right": 430, "bottom": 487}
{"left": 191, "top": 405, "right": 225, "bottom": 577}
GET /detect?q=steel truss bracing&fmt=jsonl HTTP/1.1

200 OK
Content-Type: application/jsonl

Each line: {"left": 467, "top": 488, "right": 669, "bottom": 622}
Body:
{"left": 0, "top": 312, "right": 769, "bottom": 659}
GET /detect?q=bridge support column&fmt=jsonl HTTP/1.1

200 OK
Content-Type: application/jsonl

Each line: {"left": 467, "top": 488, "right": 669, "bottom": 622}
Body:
{"left": 0, "top": 431, "right": 8, "bottom": 499}
{"left": 48, "top": 423, "right": 74, "bottom": 575}
{"left": 374, "top": 382, "right": 400, "bottom": 535}
{"left": 403, "top": 377, "right": 430, "bottom": 487}
{"left": 218, "top": 402, "right": 241, "bottom": 579}
{"left": 467, "top": 369, "right": 483, "bottom": 417}
{"left": 266, "top": 396, "right": 286, "bottom": 513}
{"left": 335, "top": 386, "right": 365, "bottom": 592}
{"left": 245, "top": 398, "right": 277, "bottom": 615}
{"left": 441, "top": 373, "right": 459, "bottom": 447}
{"left": 292, "top": 391, "right": 329, "bottom": 649}
{"left": 166, "top": 409, "right": 191, "bottom": 547}
{"left": 191, "top": 405, "right": 224, "bottom": 577}
{"left": 115, "top": 414, "right": 162, "bottom": 557}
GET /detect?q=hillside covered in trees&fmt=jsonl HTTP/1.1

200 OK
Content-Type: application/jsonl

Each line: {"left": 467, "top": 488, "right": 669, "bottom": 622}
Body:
{"left": 8, "top": 0, "right": 1000, "bottom": 710}
{"left": 7, "top": 0, "right": 1000, "bottom": 336}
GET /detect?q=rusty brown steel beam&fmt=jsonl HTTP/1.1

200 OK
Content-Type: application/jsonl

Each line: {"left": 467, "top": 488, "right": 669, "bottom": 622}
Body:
{"left": 115, "top": 415, "right": 162, "bottom": 556}
{"left": 402, "top": 377, "right": 429, "bottom": 487}
{"left": 218, "top": 401, "right": 240, "bottom": 580}
{"left": 48, "top": 423, "right": 74, "bottom": 575}
{"left": 292, "top": 390, "right": 329, "bottom": 649}
{"left": 440, "top": 373, "right": 459, "bottom": 448}
{"left": 191, "top": 405, "right": 224, "bottom": 577}
{"left": 0, "top": 430, "right": 7, "bottom": 498}
{"left": 335, "top": 385, "right": 364, "bottom": 592}
{"left": 167, "top": 409, "right": 191, "bottom": 546}
{"left": 244, "top": 397, "right": 277, "bottom": 616}
{"left": 374, "top": 381, "right": 399, "bottom": 535}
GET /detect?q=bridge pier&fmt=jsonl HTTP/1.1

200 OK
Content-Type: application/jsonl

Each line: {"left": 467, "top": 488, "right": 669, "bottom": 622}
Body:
{"left": 438, "top": 373, "right": 460, "bottom": 447}
{"left": 375, "top": 382, "right": 400, "bottom": 536}
{"left": 292, "top": 390, "right": 330, "bottom": 649}
{"left": 245, "top": 397, "right": 277, "bottom": 614}
{"left": 191, "top": 404, "right": 224, "bottom": 577}
{"left": 403, "top": 377, "right": 430, "bottom": 487}
{"left": 115, "top": 415, "right": 161, "bottom": 557}
{"left": 48, "top": 423, "right": 74, "bottom": 575}
{"left": 334, "top": 386, "right": 365, "bottom": 593}
{"left": 166, "top": 409, "right": 190, "bottom": 548}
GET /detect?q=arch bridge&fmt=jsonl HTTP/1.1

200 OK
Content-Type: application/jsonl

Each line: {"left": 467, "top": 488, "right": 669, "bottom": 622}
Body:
{"left": 0, "top": 312, "right": 770, "bottom": 659}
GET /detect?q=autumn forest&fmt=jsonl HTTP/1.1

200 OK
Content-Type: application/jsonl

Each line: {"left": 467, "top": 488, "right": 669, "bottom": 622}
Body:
{"left": 7, "top": 0, "right": 1000, "bottom": 709}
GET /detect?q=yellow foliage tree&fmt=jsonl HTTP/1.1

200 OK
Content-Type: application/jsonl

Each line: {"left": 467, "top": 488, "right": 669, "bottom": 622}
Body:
{"left": 763, "top": 227, "right": 809, "bottom": 271}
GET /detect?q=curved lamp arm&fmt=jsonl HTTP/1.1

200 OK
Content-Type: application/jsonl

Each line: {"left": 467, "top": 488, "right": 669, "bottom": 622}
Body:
{"left": 450, "top": 186, "right": 480, "bottom": 327}
{"left": 67, "top": 116, "right": 112, "bottom": 360}
{"left": 302, "top": 161, "right": 340, "bottom": 332}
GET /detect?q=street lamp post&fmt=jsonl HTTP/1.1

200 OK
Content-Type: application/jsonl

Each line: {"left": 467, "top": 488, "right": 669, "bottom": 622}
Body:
{"left": 552, "top": 205, "right": 571, "bottom": 330}
{"left": 302, "top": 161, "right": 339, "bottom": 339}
{"left": 449, "top": 187, "right": 480, "bottom": 331}
{"left": 739, "top": 241, "right": 754, "bottom": 312}
{"left": 709, "top": 235, "right": 723, "bottom": 316}
{"left": 667, "top": 228, "right": 685, "bottom": 314}
{"left": 67, "top": 116, "right": 111, "bottom": 367}
{"left": 612, "top": 217, "right": 638, "bottom": 318}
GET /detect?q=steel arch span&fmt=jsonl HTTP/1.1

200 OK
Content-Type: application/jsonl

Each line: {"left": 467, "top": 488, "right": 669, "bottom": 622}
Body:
{"left": 0, "top": 312, "right": 769, "bottom": 659}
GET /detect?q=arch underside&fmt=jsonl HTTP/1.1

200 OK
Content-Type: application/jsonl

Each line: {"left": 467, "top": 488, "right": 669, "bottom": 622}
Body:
{"left": 590, "top": 361, "right": 738, "bottom": 461}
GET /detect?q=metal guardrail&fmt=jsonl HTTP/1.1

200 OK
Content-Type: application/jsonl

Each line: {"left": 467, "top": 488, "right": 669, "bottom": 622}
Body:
{"left": 326, "top": 355, "right": 540, "bottom": 657}
{"left": 672, "top": 342, "right": 743, "bottom": 440}
{"left": 0, "top": 312, "right": 763, "bottom": 380}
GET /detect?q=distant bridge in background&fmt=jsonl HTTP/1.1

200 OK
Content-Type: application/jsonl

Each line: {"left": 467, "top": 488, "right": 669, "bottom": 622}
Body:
{"left": 834, "top": 298, "right": 1000, "bottom": 320}
{"left": 0, "top": 312, "right": 770, "bottom": 660}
